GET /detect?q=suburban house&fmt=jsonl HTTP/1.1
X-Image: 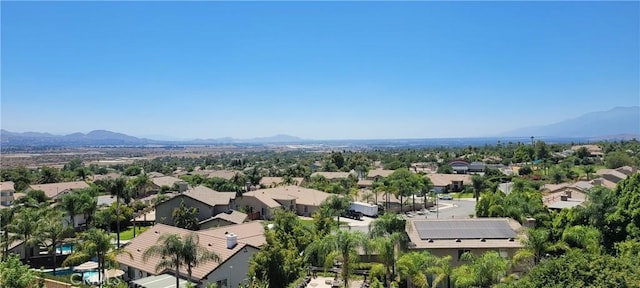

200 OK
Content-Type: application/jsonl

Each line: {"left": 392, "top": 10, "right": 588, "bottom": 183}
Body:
{"left": 571, "top": 144, "right": 604, "bottom": 157}
{"left": 117, "top": 221, "right": 266, "bottom": 287}
{"left": 28, "top": 181, "right": 90, "bottom": 201}
{"left": 199, "top": 210, "right": 248, "bottom": 230}
{"left": 1, "top": 181, "right": 15, "bottom": 206}
{"left": 150, "top": 176, "right": 188, "bottom": 193}
{"left": 366, "top": 169, "right": 395, "bottom": 180}
{"left": 426, "top": 174, "right": 472, "bottom": 193}
{"left": 591, "top": 166, "right": 637, "bottom": 189}
{"left": 310, "top": 171, "right": 352, "bottom": 181}
{"left": 543, "top": 182, "right": 590, "bottom": 210}
{"left": 155, "top": 185, "right": 236, "bottom": 227}
{"left": 258, "top": 177, "right": 304, "bottom": 188}
{"left": 448, "top": 160, "right": 485, "bottom": 174}
{"left": 236, "top": 186, "right": 332, "bottom": 219}
{"left": 5, "top": 237, "right": 43, "bottom": 261}
{"left": 406, "top": 218, "right": 525, "bottom": 270}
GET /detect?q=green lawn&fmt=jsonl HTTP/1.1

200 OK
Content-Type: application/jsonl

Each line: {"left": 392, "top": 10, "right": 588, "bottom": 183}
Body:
{"left": 454, "top": 192, "right": 475, "bottom": 199}
{"left": 112, "top": 226, "right": 149, "bottom": 241}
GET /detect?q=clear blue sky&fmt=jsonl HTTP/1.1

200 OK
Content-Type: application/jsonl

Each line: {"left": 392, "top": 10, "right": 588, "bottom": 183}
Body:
{"left": 2, "top": 1, "right": 639, "bottom": 140}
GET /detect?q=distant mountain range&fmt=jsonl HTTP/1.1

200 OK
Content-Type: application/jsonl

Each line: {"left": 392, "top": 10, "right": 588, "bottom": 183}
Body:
{"left": 2, "top": 106, "right": 638, "bottom": 146}
{"left": 501, "top": 106, "right": 640, "bottom": 138}
{"left": 0, "top": 129, "right": 305, "bottom": 146}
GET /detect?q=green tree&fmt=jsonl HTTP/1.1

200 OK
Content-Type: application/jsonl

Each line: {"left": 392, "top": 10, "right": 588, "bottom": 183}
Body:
{"left": 182, "top": 233, "right": 221, "bottom": 280}
{"left": 38, "top": 166, "right": 62, "bottom": 184}
{"left": 582, "top": 165, "right": 595, "bottom": 180}
{"left": 0, "top": 254, "right": 38, "bottom": 288}
{"left": 387, "top": 169, "right": 425, "bottom": 213}
{"left": 322, "top": 195, "right": 352, "bottom": 228}
{"left": 8, "top": 207, "right": 41, "bottom": 263}
{"left": 471, "top": 174, "right": 484, "bottom": 202}
{"left": 131, "top": 173, "right": 152, "bottom": 200}
{"left": 605, "top": 151, "right": 633, "bottom": 169}
{"left": 315, "top": 230, "right": 367, "bottom": 288}
{"left": 451, "top": 251, "right": 510, "bottom": 288}
{"left": 64, "top": 228, "right": 128, "bottom": 286}
{"left": 172, "top": 199, "right": 200, "bottom": 230}
{"left": 0, "top": 206, "right": 17, "bottom": 261}
{"left": 396, "top": 251, "right": 433, "bottom": 288}
{"left": 108, "top": 177, "right": 128, "bottom": 247}
{"left": 143, "top": 233, "right": 185, "bottom": 288}
{"left": 371, "top": 233, "right": 403, "bottom": 287}
{"left": 36, "top": 209, "right": 73, "bottom": 275}
{"left": 252, "top": 210, "right": 312, "bottom": 287}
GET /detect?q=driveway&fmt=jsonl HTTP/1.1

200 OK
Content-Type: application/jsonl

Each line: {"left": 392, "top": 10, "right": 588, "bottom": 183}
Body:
{"left": 405, "top": 198, "right": 477, "bottom": 220}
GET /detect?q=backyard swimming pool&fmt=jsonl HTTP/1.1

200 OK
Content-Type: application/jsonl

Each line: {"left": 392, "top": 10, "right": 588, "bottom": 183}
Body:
{"left": 55, "top": 243, "right": 74, "bottom": 254}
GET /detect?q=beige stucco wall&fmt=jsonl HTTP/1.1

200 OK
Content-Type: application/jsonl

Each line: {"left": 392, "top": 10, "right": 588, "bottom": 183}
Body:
{"left": 203, "top": 246, "right": 259, "bottom": 288}
{"left": 156, "top": 195, "right": 215, "bottom": 226}
{"left": 236, "top": 196, "right": 275, "bottom": 219}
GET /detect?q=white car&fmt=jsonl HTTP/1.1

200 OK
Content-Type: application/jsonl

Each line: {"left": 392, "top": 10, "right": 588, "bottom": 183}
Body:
{"left": 439, "top": 194, "right": 453, "bottom": 200}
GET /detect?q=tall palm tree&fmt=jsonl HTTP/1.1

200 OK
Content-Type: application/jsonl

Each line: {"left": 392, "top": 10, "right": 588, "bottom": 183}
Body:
{"left": 63, "top": 228, "right": 127, "bottom": 286}
{"left": 8, "top": 208, "right": 41, "bottom": 263}
{"left": 143, "top": 233, "right": 185, "bottom": 288}
{"left": 471, "top": 175, "right": 484, "bottom": 202}
{"left": 371, "top": 233, "right": 402, "bottom": 287}
{"left": 108, "top": 177, "right": 127, "bottom": 248}
{"left": 36, "top": 209, "right": 73, "bottom": 275}
{"left": 182, "top": 233, "right": 220, "bottom": 280}
{"left": 0, "top": 206, "right": 17, "bottom": 261}
{"left": 61, "top": 192, "right": 80, "bottom": 229}
{"left": 316, "top": 230, "right": 367, "bottom": 288}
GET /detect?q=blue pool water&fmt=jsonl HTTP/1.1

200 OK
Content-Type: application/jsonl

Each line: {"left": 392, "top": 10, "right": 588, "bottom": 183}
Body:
{"left": 45, "top": 268, "right": 100, "bottom": 284}
{"left": 55, "top": 243, "right": 74, "bottom": 254}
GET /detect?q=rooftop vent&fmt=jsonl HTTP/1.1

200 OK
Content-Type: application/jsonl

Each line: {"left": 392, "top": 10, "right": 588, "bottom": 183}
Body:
{"left": 226, "top": 233, "right": 238, "bottom": 249}
{"left": 455, "top": 239, "right": 461, "bottom": 243}
{"left": 480, "top": 238, "right": 486, "bottom": 242}
{"left": 427, "top": 239, "right": 434, "bottom": 243}
{"left": 508, "top": 238, "right": 515, "bottom": 242}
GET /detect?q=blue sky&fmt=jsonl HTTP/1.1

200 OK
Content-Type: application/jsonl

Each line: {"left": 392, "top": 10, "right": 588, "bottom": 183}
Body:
{"left": 2, "top": 1, "right": 638, "bottom": 140}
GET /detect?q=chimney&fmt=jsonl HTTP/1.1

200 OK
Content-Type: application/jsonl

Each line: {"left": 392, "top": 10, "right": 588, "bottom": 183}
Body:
{"left": 226, "top": 233, "right": 238, "bottom": 249}
{"left": 524, "top": 217, "right": 536, "bottom": 229}
{"left": 176, "top": 181, "right": 188, "bottom": 193}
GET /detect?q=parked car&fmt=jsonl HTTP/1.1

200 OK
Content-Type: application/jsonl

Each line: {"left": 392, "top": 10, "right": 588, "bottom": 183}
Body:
{"left": 439, "top": 194, "right": 453, "bottom": 200}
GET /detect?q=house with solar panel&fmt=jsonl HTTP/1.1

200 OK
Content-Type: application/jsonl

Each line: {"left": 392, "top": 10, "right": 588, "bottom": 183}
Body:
{"left": 406, "top": 218, "right": 526, "bottom": 269}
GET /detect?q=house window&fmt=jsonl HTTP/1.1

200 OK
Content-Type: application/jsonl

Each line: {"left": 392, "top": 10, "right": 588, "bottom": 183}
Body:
{"left": 216, "top": 279, "right": 228, "bottom": 288}
{"left": 457, "top": 249, "right": 471, "bottom": 260}
{"left": 498, "top": 249, "right": 509, "bottom": 258}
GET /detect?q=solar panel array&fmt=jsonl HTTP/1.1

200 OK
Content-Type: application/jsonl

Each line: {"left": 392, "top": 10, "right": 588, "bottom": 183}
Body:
{"left": 414, "top": 220, "right": 517, "bottom": 240}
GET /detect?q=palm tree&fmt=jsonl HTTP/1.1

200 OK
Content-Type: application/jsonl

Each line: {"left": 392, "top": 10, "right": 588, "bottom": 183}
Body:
{"left": 0, "top": 206, "right": 17, "bottom": 261}
{"left": 429, "top": 255, "right": 453, "bottom": 288}
{"left": 471, "top": 175, "right": 484, "bottom": 202}
{"left": 371, "top": 233, "right": 402, "bottom": 287}
{"left": 323, "top": 195, "right": 351, "bottom": 229}
{"left": 182, "top": 233, "right": 220, "bottom": 280}
{"left": 61, "top": 192, "right": 80, "bottom": 229}
{"left": 316, "top": 230, "right": 367, "bottom": 288}
{"left": 452, "top": 251, "right": 510, "bottom": 288}
{"left": 63, "top": 228, "right": 127, "bottom": 286}
{"left": 397, "top": 251, "right": 434, "bottom": 288}
{"left": 108, "top": 177, "right": 127, "bottom": 248}
{"left": 8, "top": 208, "right": 41, "bottom": 263}
{"left": 132, "top": 173, "right": 152, "bottom": 199}
{"left": 583, "top": 165, "right": 595, "bottom": 180}
{"left": 143, "top": 233, "right": 185, "bottom": 288}
{"left": 36, "top": 209, "right": 73, "bottom": 275}
{"left": 513, "top": 228, "right": 552, "bottom": 266}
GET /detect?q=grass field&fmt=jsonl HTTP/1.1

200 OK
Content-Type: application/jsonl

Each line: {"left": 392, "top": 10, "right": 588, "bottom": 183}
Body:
{"left": 112, "top": 226, "right": 149, "bottom": 241}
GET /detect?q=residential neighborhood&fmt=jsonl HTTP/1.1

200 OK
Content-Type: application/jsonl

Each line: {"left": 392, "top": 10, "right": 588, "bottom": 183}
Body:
{"left": 1, "top": 139, "right": 639, "bottom": 288}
